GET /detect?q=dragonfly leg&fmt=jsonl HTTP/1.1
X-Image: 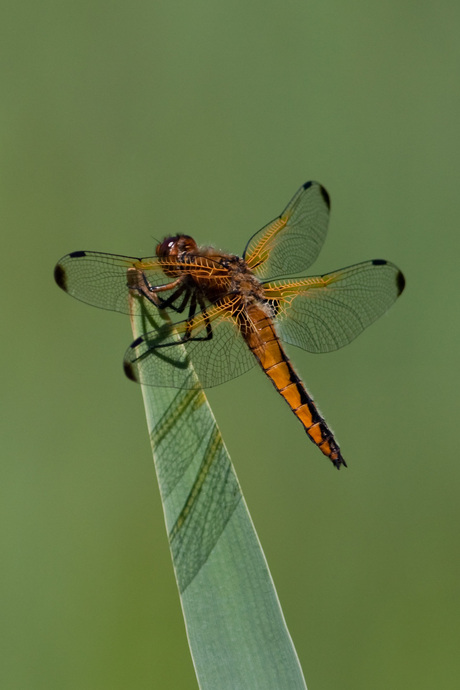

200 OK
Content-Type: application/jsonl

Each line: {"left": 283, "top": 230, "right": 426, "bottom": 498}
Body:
{"left": 154, "top": 284, "right": 191, "bottom": 313}
{"left": 126, "top": 268, "right": 184, "bottom": 309}
{"left": 197, "top": 292, "right": 213, "bottom": 340}
{"left": 180, "top": 292, "right": 213, "bottom": 343}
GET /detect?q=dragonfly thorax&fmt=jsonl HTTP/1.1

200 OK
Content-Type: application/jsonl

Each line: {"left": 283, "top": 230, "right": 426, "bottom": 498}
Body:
{"left": 226, "top": 257, "right": 266, "bottom": 306}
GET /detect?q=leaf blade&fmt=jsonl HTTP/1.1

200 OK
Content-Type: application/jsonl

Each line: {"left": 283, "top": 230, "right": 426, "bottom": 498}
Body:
{"left": 130, "top": 301, "right": 307, "bottom": 689}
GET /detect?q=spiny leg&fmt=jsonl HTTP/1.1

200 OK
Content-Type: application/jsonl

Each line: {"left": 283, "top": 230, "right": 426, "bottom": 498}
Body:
{"left": 155, "top": 284, "right": 191, "bottom": 313}
{"left": 126, "top": 268, "right": 184, "bottom": 309}
{"left": 197, "top": 292, "right": 213, "bottom": 341}
{"left": 180, "top": 291, "right": 213, "bottom": 343}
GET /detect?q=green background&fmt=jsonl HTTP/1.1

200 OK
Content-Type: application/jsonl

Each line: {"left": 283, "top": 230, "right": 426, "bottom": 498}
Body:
{"left": 2, "top": 1, "right": 459, "bottom": 688}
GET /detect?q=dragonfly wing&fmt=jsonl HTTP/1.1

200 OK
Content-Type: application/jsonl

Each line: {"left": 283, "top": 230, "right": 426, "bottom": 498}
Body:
{"left": 54, "top": 250, "right": 172, "bottom": 314}
{"left": 124, "top": 299, "right": 257, "bottom": 388}
{"left": 265, "top": 259, "right": 405, "bottom": 353}
{"left": 243, "top": 181, "right": 330, "bottom": 279}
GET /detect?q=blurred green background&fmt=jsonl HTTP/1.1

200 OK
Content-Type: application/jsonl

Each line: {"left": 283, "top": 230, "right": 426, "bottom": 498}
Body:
{"left": 2, "top": 1, "right": 459, "bottom": 688}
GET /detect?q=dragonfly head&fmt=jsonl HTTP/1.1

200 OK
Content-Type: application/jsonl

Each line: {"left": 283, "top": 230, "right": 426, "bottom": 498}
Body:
{"left": 156, "top": 235, "right": 198, "bottom": 260}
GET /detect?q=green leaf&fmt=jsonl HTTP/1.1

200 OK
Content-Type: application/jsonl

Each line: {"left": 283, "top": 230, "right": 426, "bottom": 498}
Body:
{"left": 130, "top": 301, "right": 307, "bottom": 689}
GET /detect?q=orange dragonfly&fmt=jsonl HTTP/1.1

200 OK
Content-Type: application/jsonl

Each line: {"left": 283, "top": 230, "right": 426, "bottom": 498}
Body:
{"left": 55, "top": 181, "right": 405, "bottom": 469}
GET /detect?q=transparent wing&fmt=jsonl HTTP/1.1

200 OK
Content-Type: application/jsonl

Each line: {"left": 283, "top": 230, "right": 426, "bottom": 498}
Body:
{"left": 54, "top": 249, "right": 230, "bottom": 316}
{"left": 124, "top": 297, "right": 257, "bottom": 389}
{"left": 264, "top": 259, "right": 405, "bottom": 353}
{"left": 243, "top": 181, "right": 330, "bottom": 279}
{"left": 54, "top": 250, "right": 168, "bottom": 314}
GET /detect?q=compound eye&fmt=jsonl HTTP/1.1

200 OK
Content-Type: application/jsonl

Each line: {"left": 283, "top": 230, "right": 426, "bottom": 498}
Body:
{"left": 156, "top": 236, "right": 179, "bottom": 258}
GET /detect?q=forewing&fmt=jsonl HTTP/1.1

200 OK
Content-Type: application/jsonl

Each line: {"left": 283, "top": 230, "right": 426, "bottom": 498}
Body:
{"left": 265, "top": 259, "right": 405, "bottom": 353}
{"left": 243, "top": 181, "right": 330, "bottom": 279}
{"left": 54, "top": 250, "right": 168, "bottom": 314}
{"left": 124, "top": 298, "right": 257, "bottom": 388}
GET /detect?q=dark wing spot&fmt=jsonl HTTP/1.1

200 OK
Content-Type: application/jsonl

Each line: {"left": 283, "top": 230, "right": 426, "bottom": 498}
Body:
{"left": 396, "top": 270, "right": 406, "bottom": 295}
{"left": 131, "top": 335, "right": 144, "bottom": 348}
{"left": 319, "top": 185, "right": 331, "bottom": 209}
{"left": 123, "top": 360, "right": 138, "bottom": 382}
{"left": 54, "top": 263, "right": 67, "bottom": 291}
{"left": 69, "top": 250, "right": 87, "bottom": 258}
{"left": 372, "top": 259, "right": 387, "bottom": 266}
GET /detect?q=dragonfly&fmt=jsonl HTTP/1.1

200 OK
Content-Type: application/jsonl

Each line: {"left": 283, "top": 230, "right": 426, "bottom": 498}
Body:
{"left": 54, "top": 181, "right": 405, "bottom": 469}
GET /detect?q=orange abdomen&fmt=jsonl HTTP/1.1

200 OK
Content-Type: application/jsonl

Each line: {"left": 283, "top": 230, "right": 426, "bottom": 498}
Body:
{"left": 241, "top": 305, "right": 346, "bottom": 469}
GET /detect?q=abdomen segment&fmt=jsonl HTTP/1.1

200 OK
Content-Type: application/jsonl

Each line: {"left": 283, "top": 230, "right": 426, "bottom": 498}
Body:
{"left": 243, "top": 306, "right": 346, "bottom": 469}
